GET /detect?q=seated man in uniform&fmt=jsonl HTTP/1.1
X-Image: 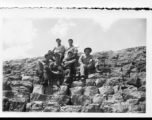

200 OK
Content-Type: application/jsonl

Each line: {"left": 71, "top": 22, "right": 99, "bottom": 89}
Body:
{"left": 49, "top": 52, "right": 63, "bottom": 88}
{"left": 36, "top": 52, "right": 54, "bottom": 84}
{"left": 36, "top": 52, "right": 54, "bottom": 94}
{"left": 62, "top": 51, "right": 76, "bottom": 86}
{"left": 78, "top": 47, "right": 95, "bottom": 81}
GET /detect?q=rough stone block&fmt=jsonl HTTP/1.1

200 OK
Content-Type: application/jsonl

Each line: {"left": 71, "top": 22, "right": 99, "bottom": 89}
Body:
{"left": 81, "top": 104, "right": 101, "bottom": 112}
{"left": 58, "top": 85, "right": 68, "bottom": 95}
{"left": 84, "top": 86, "right": 98, "bottom": 97}
{"left": 43, "top": 101, "right": 60, "bottom": 112}
{"left": 9, "top": 98, "right": 27, "bottom": 112}
{"left": 30, "top": 101, "right": 44, "bottom": 112}
{"left": 32, "top": 84, "right": 44, "bottom": 94}
{"left": 70, "top": 87, "right": 84, "bottom": 96}
{"left": 3, "top": 90, "right": 14, "bottom": 98}
{"left": 50, "top": 95, "right": 71, "bottom": 106}
{"left": 98, "top": 86, "right": 114, "bottom": 96}
{"left": 95, "top": 78, "right": 106, "bottom": 87}
{"left": 92, "top": 94, "right": 105, "bottom": 105}
{"left": 30, "top": 93, "right": 52, "bottom": 102}
{"left": 85, "top": 79, "right": 96, "bottom": 86}
{"left": 71, "top": 81, "right": 84, "bottom": 87}
{"left": 71, "top": 95, "right": 92, "bottom": 106}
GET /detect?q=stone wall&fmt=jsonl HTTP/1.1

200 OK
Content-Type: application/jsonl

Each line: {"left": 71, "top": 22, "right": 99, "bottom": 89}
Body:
{"left": 3, "top": 46, "right": 146, "bottom": 113}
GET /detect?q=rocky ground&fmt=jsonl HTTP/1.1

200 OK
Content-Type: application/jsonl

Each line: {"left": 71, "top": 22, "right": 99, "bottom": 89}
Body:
{"left": 3, "top": 46, "right": 146, "bottom": 113}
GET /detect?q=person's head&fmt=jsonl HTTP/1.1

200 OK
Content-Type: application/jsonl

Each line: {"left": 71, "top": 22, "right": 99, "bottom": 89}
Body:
{"left": 48, "top": 50, "right": 53, "bottom": 59}
{"left": 84, "top": 47, "right": 92, "bottom": 55}
{"left": 56, "top": 38, "right": 61, "bottom": 45}
{"left": 68, "top": 39, "right": 73, "bottom": 46}
{"left": 54, "top": 53, "right": 61, "bottom": 64}
{"left": 68, "top": 51, "right": 73, "bottom": 57}
{"left": 44, "top": 53, "right": 50, "bottom": 61}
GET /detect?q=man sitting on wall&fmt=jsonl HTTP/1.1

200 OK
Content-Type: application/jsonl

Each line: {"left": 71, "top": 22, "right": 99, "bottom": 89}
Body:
{"left": 78, "top": 47, "right": 95, "bottom": 81}
{"left": 49, "top": 52, "right": 63, "bottom": 88}
{"left": 62, "top": 51, "right": 76, "bottom": 86}
{"left": 36, "top": 52, "right": 54, "bottom": 84}
{"left": 36, "top": 52, "right": 54, "bottom": 94}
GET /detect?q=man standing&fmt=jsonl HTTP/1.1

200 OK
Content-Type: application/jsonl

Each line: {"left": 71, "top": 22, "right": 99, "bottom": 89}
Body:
{"left": 79, "top": 47, "right": 95, "bottom": 80}
{"left": 53, "top": 38, "right": 66, "bottom": 63}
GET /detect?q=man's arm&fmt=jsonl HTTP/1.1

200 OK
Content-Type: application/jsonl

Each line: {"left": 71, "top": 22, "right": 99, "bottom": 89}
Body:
{"left": 62, "top": 45, "right": 66, "bottom": 56}
{"left": 51, "top": 71, "right": 60, "bottom": 75}
{"left": 49, "top": 65, "right": 60, "bottom": 74}
{"left": 49, "top": 63, "right": 63, "bottom": 74}
{"left": 87, "top": 56, "right": 95, "bottom": 68}
{"left": 64, "top": 59, "right": 76, "bottom": 67}
{"left": 51, "top": 66, "right": 63, "bottom": 75}
{"left": 62, "top": 56, "right": 67, "bottom": 63}
{"left": 73, "top": 47, "right": 78, "bottom": 57}
{"left": 52, "top": 47, "right": 56, "bottom": 53}
{"left": 38, "top": 59, "right": 45, "bottom": 65}
{"left": 68, "top": 59, "right": 76, "bottom": 64}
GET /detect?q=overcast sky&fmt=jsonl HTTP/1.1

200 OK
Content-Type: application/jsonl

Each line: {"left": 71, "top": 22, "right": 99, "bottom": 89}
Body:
{"left": 2, "top": 15, "right": 146, "bottom": 61}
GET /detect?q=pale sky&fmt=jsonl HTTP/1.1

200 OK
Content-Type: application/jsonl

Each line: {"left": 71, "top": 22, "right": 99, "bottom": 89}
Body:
{"left": 2, "top": 16, "right": 146, "bottom": 61}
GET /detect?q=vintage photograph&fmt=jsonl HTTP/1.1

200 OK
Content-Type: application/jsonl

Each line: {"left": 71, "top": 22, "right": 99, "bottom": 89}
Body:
{"left": 2, "top": 9, "right": 146, "bottom": 114}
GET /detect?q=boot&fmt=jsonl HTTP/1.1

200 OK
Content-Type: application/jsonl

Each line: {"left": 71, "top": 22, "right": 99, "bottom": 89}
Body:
{"left": 80, "top": 76, "right": 86, "bottom": 86}
{"left": 80, "top": 76, "right": 85, "bottom": 81}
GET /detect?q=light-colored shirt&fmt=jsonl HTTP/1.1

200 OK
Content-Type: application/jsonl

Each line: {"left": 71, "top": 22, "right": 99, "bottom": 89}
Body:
{"left": 53, "top": 44, "right": 66, "bottom": 56}
{"left": 64, "top": 45, "right": 78, "bottom": 58}
{"left": 79, "top": 54, "right": 94, "bottom": 65}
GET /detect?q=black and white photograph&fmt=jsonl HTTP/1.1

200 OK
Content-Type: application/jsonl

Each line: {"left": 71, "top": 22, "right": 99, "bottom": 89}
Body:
{"left": 1, "top": 0, "right": 152, "bottom": 117}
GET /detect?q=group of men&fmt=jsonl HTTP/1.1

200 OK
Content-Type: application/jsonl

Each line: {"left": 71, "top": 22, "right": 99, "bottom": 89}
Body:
{"left": 36, "top": 38, "right": 95, "bottom": 93}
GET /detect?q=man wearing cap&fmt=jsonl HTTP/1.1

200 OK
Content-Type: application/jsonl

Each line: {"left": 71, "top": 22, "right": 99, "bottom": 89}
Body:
{"left": 79, "top": 47, "right": 95, "bottom": 80}
{"left": 53, "top": 38, "right": 66, "bottom": 63}
{"left": 62, "top": 51, "right": 77, "bottom": 86}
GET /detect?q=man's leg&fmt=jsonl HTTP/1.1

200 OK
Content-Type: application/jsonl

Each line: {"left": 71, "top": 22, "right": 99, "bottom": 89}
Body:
{"left": 80, "top": 64, "right": 87, "bottom": 76}
{"left": 60, "top": 55, "right": 64, "bottom": 63}
{"left": 40, "top": 67, "right": 49, "bottom": 87}
{"left": 87, "top": 63, "right": 95, "bottom": 75}
{"left": 70, "top": 66, "right": 75, "bottom": 86}
{"left": 80, "top": 64, "right": 88, "bottom": 82}
{"left": 49, "top": 71, "right": 55, "bottom": 95}
{"left": 62, "top": 69, "right": 71, "bottom": 85}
